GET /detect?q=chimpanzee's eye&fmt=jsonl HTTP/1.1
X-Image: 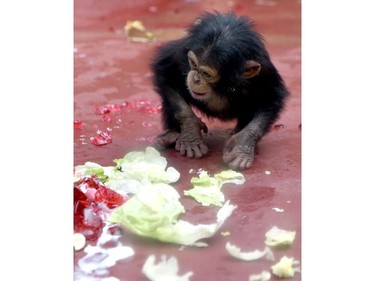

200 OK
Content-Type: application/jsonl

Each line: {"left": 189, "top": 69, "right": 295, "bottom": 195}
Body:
{"left": 202, "top": 71, "right": 211, "bottom": 79}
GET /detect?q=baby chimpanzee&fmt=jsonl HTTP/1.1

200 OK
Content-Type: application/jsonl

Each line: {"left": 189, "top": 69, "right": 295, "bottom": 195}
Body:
{"left": 151, "top": 12, "right": 289, "bottom": 170}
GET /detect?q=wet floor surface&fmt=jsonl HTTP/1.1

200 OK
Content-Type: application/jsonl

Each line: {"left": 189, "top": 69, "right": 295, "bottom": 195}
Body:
{"left": 74, "top": 0, "right": 301, "bottom": 280}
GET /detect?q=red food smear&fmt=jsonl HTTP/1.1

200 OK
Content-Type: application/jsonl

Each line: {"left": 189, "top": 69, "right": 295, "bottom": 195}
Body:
{"left": 95, "top": 104, "right": 122, "bottom": 115}
{"left": 74, "top": 175, "right": 127, "bottom": 242}
{"left": 123, "top": 99, "right": 151, "bottom": 110}
{"left": 75, "top": 175, "right": 103, "bottom": 190}
{"left": 74, "top": 120, "right": 83, "bottom": 130}
{"left": 90, "top": 129, "right": 112, "bottom": 146}
{"left": 94, "top": 186, "right": 127, "bottom": 208}
{"left": 101, "top": 114, "right": 111, "bottom": 123}
{"left": 74, "top": 187, "right": 91, "bottom": 215}
{"left": 95, "top": 100, "right": 161, "bottom": 118}
{"left": 95, "top": 105, "right": 111, "bottom": 115}
{"left": 122, "top": 99, "right": 161, "bottom": 114}
{"left": 139, "top": 104, "right": 162, "bottom": 114}
{"left": 74, "top": 186, "right": 103, "bottom": 242}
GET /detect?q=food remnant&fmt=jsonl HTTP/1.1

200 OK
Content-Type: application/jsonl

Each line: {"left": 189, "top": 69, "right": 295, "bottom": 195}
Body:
{"left": 249, "top": 271, "right": 271, "bottom": 281}
{"left": 271, "top": 256, "right": 300, "bottom": 278}
{"left": 110, "top": 193, "right": 236, "bottom": 246}
{"left": 90, "top": 129, "right": 112, "bottom": 146}
{"left": 184, "top": 169, "right": 245, "bottom": 206}
{"left": 74, "top": 120, "right": 83, "bottom": 130}
{"left": 74, "top": 233, "right": 86, "bottom": 251}
{"left": 142, "top": 255, "right": 193, "bottom": 281}
{"left": 124, "top": 20, "right": 155, "bottom": 43}
{"left": 226, "top": 242, "right": 274, "bottom": 261}
{"left": 265, "top": 226, "right": 296, "bottom": 247}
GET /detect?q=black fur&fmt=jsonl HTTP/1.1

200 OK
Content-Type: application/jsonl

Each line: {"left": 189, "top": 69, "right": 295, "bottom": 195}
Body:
{"left": 151, "top": 11, "right": 289, "bottom": 137}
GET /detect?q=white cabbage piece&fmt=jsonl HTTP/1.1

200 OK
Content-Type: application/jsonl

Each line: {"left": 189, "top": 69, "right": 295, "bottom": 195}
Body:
{"left": 183, "top": 185, "right": 225, "bottom": 207}
{"left": 105, "top": 178, "right": 142, "bottom": 195}
{"left": 114, "top": 147, "right": 180, "bottom": 184}
{"left": 214, "top": 169, "right": 245, "bottom": 185}
{"left": 272, "top": 207, "right": 284, "bottom": 213}
{"left": 74, "top": 147, "right": 180, "bottom": 196}
{"left": 249, "top": 271, "right": 271, "bottom": 281}
{"left": 264, "top": 226, "right": 296, "bottom": 247}
{"left": 184, "top": 169, "right": 245, "bottom": 206}
{"left": 108, "top": 182, "right": 185, "bottom": 236}
{"left": 109, "top": 180, "right": 237, "bottom": 246}
{"left": 225, "top": 242, "right": 274, "bottom": 261}
{"left": 190, "top": 170, "right": 221, "bottom": 187}
{"left": 74, "top": 161, "right": 117, "bottom": 182}
{"left": 168, "top": 201, "right": 236, "bottom": 245}
{"left": 73, "top": 233, "right": 86, "bottom": 251}
{"left": 142, "top": 255, "right": 193, "bottom": 281}
{"left": 271, "top": 256, "right": 300, "bottom": 278}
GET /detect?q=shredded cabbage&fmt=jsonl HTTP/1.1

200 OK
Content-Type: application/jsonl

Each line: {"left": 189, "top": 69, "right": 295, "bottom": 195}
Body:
{"left": 108, "top": 183, "right": 185, "bottom": 237}
{"left": 75, "top": 148, "right": 239, "bottom": 246}
{"left": 225, "top": 242, "right": 274, "bottom": 261}
{"left": 249, "top": 271, "right": 271, "bottom": 281}
{"left": 271, "top": 256, "right": 300, "bottom": 278}
{"left": 74, "top": 162, "right": 116, "bottom": 182}
{"left": 142, "top": 255, "right": 193, "bottom": 281}
{"left": 183, "top": 186, "right": 225, "bottom": 207}
{"left": 109, "top": 191, "right": 237, "bottom": 246}
{"left": 214, "top": 169, "right": 245, "bottom": 185}
{"left": 265, "top": 226, "right": 296, "bottom": 247}
{"left": 114, "top": 147, "right": 180, "bottom": 184}
{"left": 74, "top": 147, "right": 181, "bottom": 197}
{"left": 184, "top": 169, "right": 245, "bottom": 206}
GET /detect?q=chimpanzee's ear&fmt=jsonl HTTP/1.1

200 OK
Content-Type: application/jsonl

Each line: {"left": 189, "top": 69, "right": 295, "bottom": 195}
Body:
{"left": 243, "top": 60, "right": 261, "bottom": 79}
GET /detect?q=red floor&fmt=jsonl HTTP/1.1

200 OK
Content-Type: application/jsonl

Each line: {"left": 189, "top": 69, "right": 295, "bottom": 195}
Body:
{"left": 74, "top": 0, "right": 301, "bottom": 280}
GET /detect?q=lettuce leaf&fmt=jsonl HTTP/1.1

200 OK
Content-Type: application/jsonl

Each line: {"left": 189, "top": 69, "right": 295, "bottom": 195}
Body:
{"left": 142, "top": 255, "right": 193, "bottom": 281}
{"left": 214, "top": 169, "right": 245, "bottom": 185}
{"left": 75, "top": 148, "right": 239, "bottom": 246}
{"left": 74, "top": 162, "right": 117, "bottom": 182}
{"left": 264, "top": 226, "right": 296, "bottom": 247}
{"left": 184, "top": 169, "right": 245, "bottom": 206}
{"left": 183, "top": 186, "right": 224, "bottom": 207}
{"left": 109, "top": 182, "right": 237, "bottom": 246}
{"left": 162, "top": 201, "right": 236, "bottom": 245}
{"left": 271, "top": 256, "right": 300, "bottom": 278}
{"left": 249, "top": 271, "right": 271, "bottom": 281}
{"left": 113, "top": 147, "right": 180, "bottom": 184}
{"left": 190, "top": 170, "right": 221, "bottom": 187}
{"left": 225, "top": 242, "right": 274, "bottom": 261}
{"left": 109, "top": 183, "right": 185, "bottom": 238}
{"left": 74, "top": 147, "right": 181, "bottom": 197}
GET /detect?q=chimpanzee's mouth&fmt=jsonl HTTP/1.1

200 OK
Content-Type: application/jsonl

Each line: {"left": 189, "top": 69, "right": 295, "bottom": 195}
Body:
{"left": 192, "top": 91, "right": 205, "bottom": 96}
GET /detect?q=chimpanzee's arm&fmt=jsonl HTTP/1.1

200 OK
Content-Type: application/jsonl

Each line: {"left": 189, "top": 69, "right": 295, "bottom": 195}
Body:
{"left": 223, "top": 111, "right": 274, "bottom": 170}
{"left": 156, "top": 87, "right": 208, "bottom": 158}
